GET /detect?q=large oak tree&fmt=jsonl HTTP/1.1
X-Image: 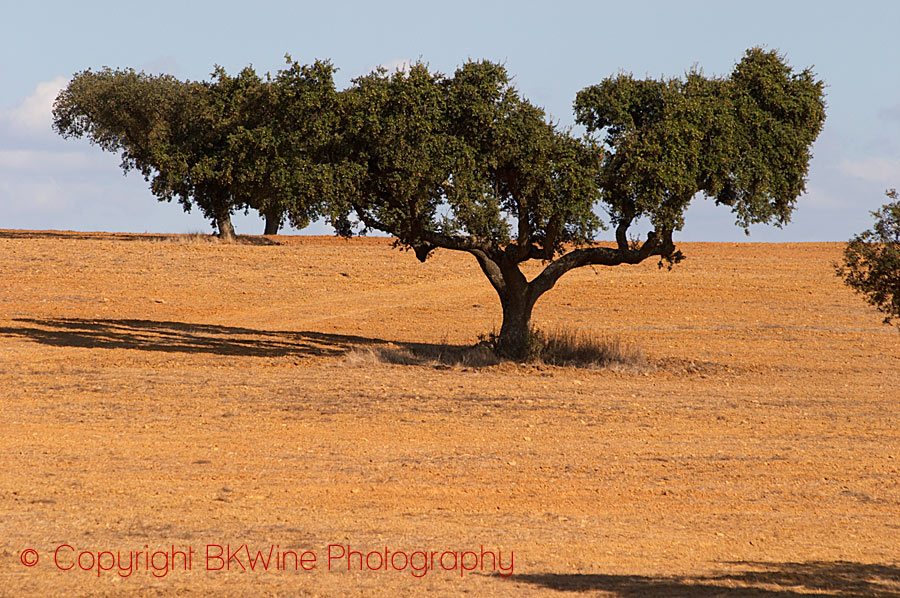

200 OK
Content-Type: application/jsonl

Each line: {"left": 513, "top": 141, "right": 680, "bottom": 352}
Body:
{"left": 335, "top": 49, "right": 826, "bottom": 358}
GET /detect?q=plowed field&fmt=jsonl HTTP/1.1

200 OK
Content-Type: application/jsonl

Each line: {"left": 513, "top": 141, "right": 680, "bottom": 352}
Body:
{"left": 1, "top": 231, "right": 898, "bottom": 597}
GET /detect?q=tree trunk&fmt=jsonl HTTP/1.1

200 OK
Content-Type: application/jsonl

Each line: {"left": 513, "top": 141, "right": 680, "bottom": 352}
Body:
{"left": 263, "top": 207, "right": 281, "bottom": 235}
{"left": 495, "top": 289, "right": 538, "bottom": 360}
{"left": 216, "top": 213, "right": 235, "bottom": 242}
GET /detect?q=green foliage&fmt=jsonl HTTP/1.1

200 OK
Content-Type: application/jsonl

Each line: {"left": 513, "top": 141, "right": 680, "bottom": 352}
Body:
{"left": 215, "top": 58, "right": 345, "bottom": 231}
{"left": 335, "top": 62, "right": 462, "bottom": 243}
{"left": 52, "top": 68, "right": 196, "bottom": 201}
{"left": 335, "top": 60, "right": 604, "bottom": 259}
{"left": 573, "top": 47, "right": 826, "bottom": 234}
{"left": 838, "top": 189, "right": 900, "bottom": 326}
{"left": 52, "top": 58, "right": 340, "bottom": 234}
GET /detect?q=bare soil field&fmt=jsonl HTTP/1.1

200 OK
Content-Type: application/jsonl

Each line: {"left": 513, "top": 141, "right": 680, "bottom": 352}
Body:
{"left": 1, "top": 230, "right": 898, "bottom": 597}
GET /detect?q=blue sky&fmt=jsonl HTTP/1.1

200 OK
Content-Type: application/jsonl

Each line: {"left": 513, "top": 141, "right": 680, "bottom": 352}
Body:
{"left": 2, "top": 0, "right": 899, "bottom": 241}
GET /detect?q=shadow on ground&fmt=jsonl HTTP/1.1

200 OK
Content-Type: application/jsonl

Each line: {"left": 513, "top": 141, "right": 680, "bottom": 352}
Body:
{"left": 508, "top": 561, "right": 900, "bottom": 597}
{"left": 0, "top": 317, "right": 392, "bottom": 358}
{"left": 0, "top": 318, "right": 722, "bottom": 370}
{"left": 0, "top": 317, "right": 491, "bottom": 364}
{"left": 0, "top": 230, "right": 279, "bottom": 245}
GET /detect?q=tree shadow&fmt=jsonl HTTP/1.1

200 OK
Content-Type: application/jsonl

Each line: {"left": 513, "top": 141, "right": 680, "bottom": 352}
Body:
{"left": 509, "top": 561, "right": 900, "bottom": 597}
{"left": 0, "top": 317, "right": 736, "bottom": 370}
{"left": 0, "top": 230, "right": 279, "bottom": 245}
{"left": 0, "top": 317, "right": 393, "bottom": 359}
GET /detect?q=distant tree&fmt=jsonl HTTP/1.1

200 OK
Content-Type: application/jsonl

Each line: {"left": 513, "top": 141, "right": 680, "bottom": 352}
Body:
{"left": 52, "top": 68, "right": 237, "bottom": 237}
{"left": 52, "top": 58, "right": 338, "bottom": 239}
{"left": 203, "top": 58, "right": 342, "bottom": 236}
{"left": 837, "top": 189, "right": 900, "bottom": 326}
{"left": 334, "top": 50, "right": 826, "bottom": 359}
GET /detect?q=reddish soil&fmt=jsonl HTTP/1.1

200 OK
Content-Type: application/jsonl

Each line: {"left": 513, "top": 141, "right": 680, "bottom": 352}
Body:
{"left": 1, "top": 231, "right": 898, "bottom": 597}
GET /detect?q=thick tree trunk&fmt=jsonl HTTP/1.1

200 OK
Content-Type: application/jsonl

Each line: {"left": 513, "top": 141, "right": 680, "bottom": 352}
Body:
{"left": 216, "top": 213, "right": 236, "bottom": 242}
{"left": 263, "top": 207, "right": 281, "bottom": 235}
{"left": 495, "top": 289, "right": 538, "bottom": 360}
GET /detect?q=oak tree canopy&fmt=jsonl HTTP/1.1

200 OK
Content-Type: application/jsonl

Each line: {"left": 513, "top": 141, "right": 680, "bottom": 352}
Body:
{"left": 334, "top": 49, "right": 826, "bottom": 357}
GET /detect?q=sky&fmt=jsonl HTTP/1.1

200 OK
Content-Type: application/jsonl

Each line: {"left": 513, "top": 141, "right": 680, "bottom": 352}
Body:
{"left": 2, "top": 0, "right": 899, "bottom": 241}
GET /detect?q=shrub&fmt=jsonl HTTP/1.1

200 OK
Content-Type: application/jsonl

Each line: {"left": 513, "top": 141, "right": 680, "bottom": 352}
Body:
{"left": 837, "top": 189, "right": 900, "bottom": 326}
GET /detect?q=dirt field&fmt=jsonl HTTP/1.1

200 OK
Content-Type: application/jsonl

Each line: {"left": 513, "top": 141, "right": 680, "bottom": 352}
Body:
{"left": 1, "top": 230, "right": 898, "bottom": 597}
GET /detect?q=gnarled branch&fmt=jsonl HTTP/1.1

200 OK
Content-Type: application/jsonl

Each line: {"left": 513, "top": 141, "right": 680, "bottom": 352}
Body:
{"left": 527, "top": 230, "right": 674, "bottom": 301}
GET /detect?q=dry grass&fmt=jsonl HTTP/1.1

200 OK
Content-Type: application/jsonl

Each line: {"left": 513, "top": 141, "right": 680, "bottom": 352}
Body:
{"left": 4, "top": 237, "right": 900, "bottom": 597}
{"left": 343, "top": 342, "right": 500, "bottom": 368}
{"left": 149, "top": 232, "right": 280, "bottom": 245}
{"left": 149, "top": 231, "right": 224, "bottom": 245}
{"left": 343, "top": 328, "right": 644, "bottom": 370}
{"left": 532, "top": 327, "right": 646, "bottom": 369}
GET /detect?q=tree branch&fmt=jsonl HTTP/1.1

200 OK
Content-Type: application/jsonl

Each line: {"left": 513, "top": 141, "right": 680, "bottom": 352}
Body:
{"left": 515, "top": 192, "right": 531, "bottom": 261}
{"left": 527, "top": 230, "right": 675, "bottom": 302}
{"left": 351, "top": 203, "right": 391, "bottom": 235}
{"left": 419, "top": 230, "right": 501, "bottom": 261}
{"left": 349, "top": 201, "right": 507, "bottom": 276}
{"left": 403, "top": 229, "right": 510, "bottom": 295}
{"left": 614, "top": 206, "right": 635, "bottom": 253}
{"left": 615, "top": 220, "right": 630, "bottom": 253}
{"left": 541, "top": 214, "right": 561, "bottom": 259}
{"left": 470, "top": 249, "right": 506, "bottom": 295}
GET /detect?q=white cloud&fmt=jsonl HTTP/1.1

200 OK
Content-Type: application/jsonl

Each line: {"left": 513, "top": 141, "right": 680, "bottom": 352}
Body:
{"left": 2, "top": 76, "right": 68, "bottom": 136}
{"left": 25, "top": 181, "right": 70, "bottom": 210}
{"left": 798, "top": 183, "right": 850, "bottom": 210}
{"left": 839, "top": 157, "right": 900, "bottom": 184}
{"left": 2, "top": 179, "right": 73, "bottom": 214}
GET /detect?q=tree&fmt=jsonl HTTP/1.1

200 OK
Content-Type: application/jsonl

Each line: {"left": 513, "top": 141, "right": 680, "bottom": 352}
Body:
{"left": 52, "top": 59, "right": 338, "bottom": 239}
{"left": 204, "top": 58, "right": 343, "bottom": 236}
{"left": 52, "top": 68, "right": 240, "bottom": 237}
{"left": 837, "top": 189, "right": 900, "bottom": 326}
{"left": 334, "top": 50, "right": 826, "bottom": 359}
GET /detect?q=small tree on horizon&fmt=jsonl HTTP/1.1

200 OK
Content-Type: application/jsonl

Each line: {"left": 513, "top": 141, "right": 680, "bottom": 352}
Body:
{"left": 52, "top": 59, "right": 338, "bottom": 239}
{"left": 333, "top": 49, "right": 826, "bottom": 359}
{"left": 838, "top": 189, "right": 900, "bottom": 327}
{"left": 208, "top": 58, "right": 343, "bottom": 236}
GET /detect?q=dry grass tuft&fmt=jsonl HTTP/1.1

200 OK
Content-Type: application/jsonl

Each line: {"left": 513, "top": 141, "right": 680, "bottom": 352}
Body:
{"left": 342, "top": 342, "right": 500, "bottom": 369}
{"left": 532, "top": 327, "right": 646, "bottom": 369}
{"left": 149, "top": 232, "right": 280, "bottom": 246}
{"left": 458, "top": 343, "right": 502, "bottom": 367}
{"left": 342, "top": 328, "right": 643, "bottom": 370}
{"left": 150, "top": 232, "right": 224, "bottom": 245}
